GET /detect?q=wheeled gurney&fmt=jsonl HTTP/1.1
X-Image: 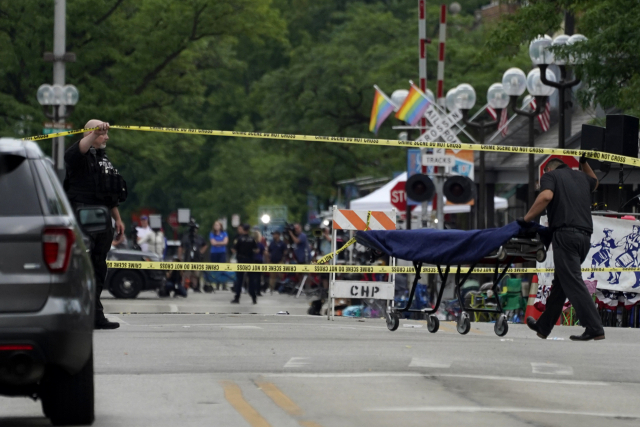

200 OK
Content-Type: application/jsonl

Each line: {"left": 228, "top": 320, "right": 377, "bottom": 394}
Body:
{"left": 355, "top": 221, "right": 549, "bottom": 337}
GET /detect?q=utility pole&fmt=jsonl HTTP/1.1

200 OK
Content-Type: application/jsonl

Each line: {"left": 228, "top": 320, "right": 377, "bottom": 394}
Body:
{"left": 41, "top": 0, "right": 76, "bottom": 180}
{"left": 53, "top": 0, "right": 66, "bottom": 178}
{"left": 418, "top": 1, "right": 432, "bottom": 228}
{"left": 563, "top": 11, "right": 575, "bottom": 143}
{"left": 435, "top": 171, "right": 445, "bottom": 229}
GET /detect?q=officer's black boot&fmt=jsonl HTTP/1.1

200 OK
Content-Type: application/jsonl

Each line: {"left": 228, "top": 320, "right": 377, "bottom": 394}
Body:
{"left": 96, "top": 318, "right": 120, "bottom": 330}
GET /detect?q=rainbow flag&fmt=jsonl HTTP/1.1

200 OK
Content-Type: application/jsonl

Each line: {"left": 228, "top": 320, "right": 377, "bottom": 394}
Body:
{"left": 395, "top": 86, "right": 430, "bottom": 126}
{"left": 369, "top": 89, "right": 395, "bottom": 134}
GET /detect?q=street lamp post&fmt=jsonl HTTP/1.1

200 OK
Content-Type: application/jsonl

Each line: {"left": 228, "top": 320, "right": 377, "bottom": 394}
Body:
{"left": 36, "top": 84, "right": 79, "bottom": 176}
{"left": 503, "top": 67, "right": 556, "bottom": 208}
{"left": 454, "top": 83, "right": 509, "bottom": 229}
{"left": 529, "top": 34, "right": 587, "bottom": 148}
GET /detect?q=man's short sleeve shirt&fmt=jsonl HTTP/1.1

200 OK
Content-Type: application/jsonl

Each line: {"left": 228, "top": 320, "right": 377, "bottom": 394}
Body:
{"left": 294, "top": 232, "right": 309, "bottom": 263}
{"left": 540, "top": 165, "right": 597, "bottom": 233}
{"left": 268, "top": 240, "right": 287, "bottom": 263}
{"left": 64, "top": 141, "right": 118, "bottom": 208}
{"left": 234, "top": 235, "right": 257, "bottom": 263}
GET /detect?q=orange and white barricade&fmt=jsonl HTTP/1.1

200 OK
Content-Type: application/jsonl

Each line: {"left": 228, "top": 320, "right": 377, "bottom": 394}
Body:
{"left": 328, "top": 206, "right": 397, "bottom": 320}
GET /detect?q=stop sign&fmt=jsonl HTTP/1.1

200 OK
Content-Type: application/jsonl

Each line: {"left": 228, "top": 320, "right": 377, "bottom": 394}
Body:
{"left": 390, "top": 181, "right": 415, "bottom": 211}
{"left": 539, "top": 155, "right": 580, "bottom": 183}
{"left": 168, "top": 212, "right": 179, "bottom": 229}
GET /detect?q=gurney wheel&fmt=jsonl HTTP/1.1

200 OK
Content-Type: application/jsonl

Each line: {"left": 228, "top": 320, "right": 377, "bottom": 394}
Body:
{"left": 386, "top": 313, "right": 399, "bottom": 331}
{"left": 494, "top": 315, "right": 508, "bottom": 337}
{"left": 536, "top": 249, "right": 547, "bottom": 263}
{"left": 457, "top": 313, "right": 471, "bottom": 335}
{"left": 427, "top": 315, "right": 439, "bottom": 333}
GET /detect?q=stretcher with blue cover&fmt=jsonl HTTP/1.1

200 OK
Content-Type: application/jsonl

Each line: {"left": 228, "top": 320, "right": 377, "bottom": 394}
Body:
{"left": 355, "top": 221, "right": 549, "bottom": 337}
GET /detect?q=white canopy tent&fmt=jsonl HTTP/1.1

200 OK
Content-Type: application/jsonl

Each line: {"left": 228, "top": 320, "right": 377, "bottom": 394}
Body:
{"left": 349, "top": 172, "right": 508, "bottom": 213}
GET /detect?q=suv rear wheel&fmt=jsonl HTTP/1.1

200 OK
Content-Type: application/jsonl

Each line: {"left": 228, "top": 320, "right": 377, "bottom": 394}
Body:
{"left": 40, "top": 350, "right": 94, "bottom": 426}
{"left": 109, "top": 270, "right": 143, "bottom": 299}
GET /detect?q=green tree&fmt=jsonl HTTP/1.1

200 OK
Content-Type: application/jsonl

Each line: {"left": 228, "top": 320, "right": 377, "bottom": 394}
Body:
{"left": 0, "top": 0, "right": 287, "bottom": 226}
{"left": 254, "top": 1, "right": 530, "bottom": 205}
{"left": 484, "top": 0, "right": 640, "bottom": 116}
{"left": 0, "top": 0, "right": 542, "bottom": 229}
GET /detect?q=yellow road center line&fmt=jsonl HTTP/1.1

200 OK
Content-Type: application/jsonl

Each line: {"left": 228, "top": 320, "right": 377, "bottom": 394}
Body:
{"left": 221, "top": 381, "right": 272, "bottom": 427}
{"left": 299, "top": 421, "right": 324, "bottom": 427}
{"left": 255, "top": 381, "right": 304, "bottom": 417}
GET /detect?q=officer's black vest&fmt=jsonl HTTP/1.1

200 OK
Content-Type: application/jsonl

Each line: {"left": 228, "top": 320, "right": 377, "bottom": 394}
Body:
{"left": 64, "top": 147, "right": 128, "bottom": 204}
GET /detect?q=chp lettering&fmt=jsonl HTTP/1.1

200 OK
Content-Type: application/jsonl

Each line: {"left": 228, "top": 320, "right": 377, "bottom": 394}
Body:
{"left": 349, "top": 285, "right": 380, "bottom": 297}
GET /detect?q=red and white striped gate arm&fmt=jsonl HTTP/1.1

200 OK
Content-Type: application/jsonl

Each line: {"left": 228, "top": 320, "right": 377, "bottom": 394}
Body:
{"left": 437, "top": 4, "right": 447, "bottom": 107}
{"left": 419, "top": 0, "right": 427, "bottom": 135}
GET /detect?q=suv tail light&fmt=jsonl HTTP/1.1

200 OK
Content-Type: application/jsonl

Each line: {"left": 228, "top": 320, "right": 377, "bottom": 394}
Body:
{"left": 0, "top": 344, "right": 33, "bottom": 351}
{"left": 43, "top": 227, "right": 75, "bottom": 273}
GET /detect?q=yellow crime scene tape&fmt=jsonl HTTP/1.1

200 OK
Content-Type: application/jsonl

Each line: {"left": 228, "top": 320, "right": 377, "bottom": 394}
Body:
{"left": 27, "top": 126, "right": 640, "bottom": 274}
{"left": 105, "top": 261, "right": 640, "bottom": 274}
{"left": 21, "top": 125, "right": 640, "bottom": 168}
{"left": 316, "top": 211, "right": 371, "bottom": 264}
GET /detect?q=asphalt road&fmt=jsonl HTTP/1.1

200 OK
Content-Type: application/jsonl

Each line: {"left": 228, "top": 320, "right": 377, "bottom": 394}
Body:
{"left": 2, "top": 291, "right": 640, "bottom": 427}
{"left": 101, "top": 287, "right": 316, "bottom": 315}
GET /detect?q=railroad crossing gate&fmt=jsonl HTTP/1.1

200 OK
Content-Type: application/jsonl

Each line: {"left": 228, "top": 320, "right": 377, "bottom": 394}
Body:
{"left": 329, "top": 207, "right": 397, "bottom": 320}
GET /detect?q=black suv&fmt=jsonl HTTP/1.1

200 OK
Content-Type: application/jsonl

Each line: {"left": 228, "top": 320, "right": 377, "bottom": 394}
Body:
{"left": 0, "top": 138, "right": 109, "bottom": 425}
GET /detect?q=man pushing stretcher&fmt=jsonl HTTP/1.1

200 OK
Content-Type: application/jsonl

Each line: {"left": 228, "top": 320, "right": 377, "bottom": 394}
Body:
{"left": 522, "top": 156, "right": 605, "bottom": 341}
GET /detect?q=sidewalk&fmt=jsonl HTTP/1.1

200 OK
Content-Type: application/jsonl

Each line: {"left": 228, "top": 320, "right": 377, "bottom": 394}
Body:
{"left": 102, "top": 289, "right": 315, "bottom": 315}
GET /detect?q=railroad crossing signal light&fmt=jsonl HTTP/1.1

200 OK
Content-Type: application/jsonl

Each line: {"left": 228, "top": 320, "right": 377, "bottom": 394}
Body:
{"left": 406, "top": 174, "right": 435, "bottom": 202}
{"left": 443, "top": 175, "right": 475, "bottom": 204}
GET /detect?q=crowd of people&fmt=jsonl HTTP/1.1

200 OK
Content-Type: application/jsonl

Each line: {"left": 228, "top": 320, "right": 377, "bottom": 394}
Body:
{"left": 111, "top": 215, "right": 333, "bottom": 305}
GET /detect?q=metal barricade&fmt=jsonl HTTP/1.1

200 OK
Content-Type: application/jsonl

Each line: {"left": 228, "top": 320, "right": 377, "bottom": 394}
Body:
{"left": 328, "top": 206, "right": 397, "bottom": 320}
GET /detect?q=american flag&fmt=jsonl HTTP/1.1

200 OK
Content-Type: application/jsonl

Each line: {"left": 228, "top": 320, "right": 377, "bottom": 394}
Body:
{"left": 530, "top": 99, "right": 551, "bottom": 132}
{"left": 498, "top": 108, "right": 509, "bottom": 136}
{"left": 487, "top": 106, "right": 509, "bottom": 137}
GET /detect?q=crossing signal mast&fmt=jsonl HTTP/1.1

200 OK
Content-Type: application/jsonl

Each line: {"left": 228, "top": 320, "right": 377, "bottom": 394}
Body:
{"left": 414, "top": 3, "right": 475, "bottom": 230}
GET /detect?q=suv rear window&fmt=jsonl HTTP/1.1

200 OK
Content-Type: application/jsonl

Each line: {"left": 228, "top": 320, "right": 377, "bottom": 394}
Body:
{"left": 33, "top": 159, "right": 67, "bottom": 216}
{"left": 0, "top": 156, "right": 42, "bottom": 216}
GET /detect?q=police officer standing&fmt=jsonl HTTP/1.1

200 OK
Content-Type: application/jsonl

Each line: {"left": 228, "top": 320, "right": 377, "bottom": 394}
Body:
{"left": 64, "top": 120, "right": 126, "bottom": 330}
{"left": 178, "top": 218, "right": 208, "bottom": 292}
{"left": 522, "top": 157, "right": 605, "bottom": 341}
{"left": 231, "top": 224, "right": 259, "bottom": 304}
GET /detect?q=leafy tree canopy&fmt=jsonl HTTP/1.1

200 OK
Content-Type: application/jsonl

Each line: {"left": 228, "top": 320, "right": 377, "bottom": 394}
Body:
{"left": 4, "top": 0, "right": 614, "bottom": 232}
{"left": 484, "top": 0, "right": 640, "bottom": 117}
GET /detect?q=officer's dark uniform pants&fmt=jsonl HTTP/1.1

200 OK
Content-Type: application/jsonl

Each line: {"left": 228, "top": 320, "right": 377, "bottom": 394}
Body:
{"left": 234, "top": 271, "right": 260, "bottom": 302}
{"left": 537, "top": 229, "right": 605, "bottom": 337}
{"left": 74, "top": 203, "right": 112, "bottom": 324}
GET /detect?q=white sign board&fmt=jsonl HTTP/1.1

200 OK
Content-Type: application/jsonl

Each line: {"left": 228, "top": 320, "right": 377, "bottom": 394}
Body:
{"left": 231, "top": 214, "right": 240, "bottom": 228}
{"left": 537, "top": 215, "right": 640, "bottom": 294}
{"left": 177, "top": 209, "right": 191, "bottom": 224}
{"left": 421, "top": 106, "right": 463, "bottom": 143}
{"left": 149, "top": 214, "right": 162, "bottom": 229}
{"left": 219, "top": 217, "right": 228, "bottom": 230}
{"left": 331, "top": 281, "right": 395, "bottom": 300}
{"left": 422, "top": 154, "right": 455, "bottom": 166}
